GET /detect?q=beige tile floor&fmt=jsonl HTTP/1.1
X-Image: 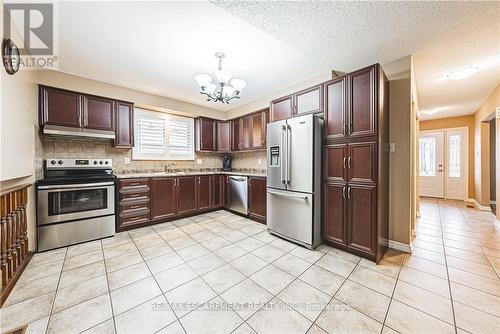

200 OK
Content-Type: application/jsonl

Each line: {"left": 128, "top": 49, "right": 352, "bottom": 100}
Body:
{"left": 1, "top": 199, "right": 499, "bottom": 334}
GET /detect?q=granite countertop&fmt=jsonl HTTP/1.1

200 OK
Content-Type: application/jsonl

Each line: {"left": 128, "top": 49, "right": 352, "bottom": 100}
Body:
{"left": 114, "top": 170, "right": 266, "bottom": 179}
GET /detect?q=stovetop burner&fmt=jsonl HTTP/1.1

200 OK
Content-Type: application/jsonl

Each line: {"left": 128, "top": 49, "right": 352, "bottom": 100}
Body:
{"left": 39, "top": 158, "right": 115, "bottom": 186}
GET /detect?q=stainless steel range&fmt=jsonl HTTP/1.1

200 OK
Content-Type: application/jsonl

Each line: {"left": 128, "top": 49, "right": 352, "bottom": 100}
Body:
{"left": 36, "top": 158, "right": 115, "bottom": 252}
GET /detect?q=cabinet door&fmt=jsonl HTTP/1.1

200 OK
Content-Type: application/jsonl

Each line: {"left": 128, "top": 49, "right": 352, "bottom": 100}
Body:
{"left": 223, "top": 175, "right": 230, "bottom": 207}
{"left": 83, "top": 95, "right": 114, "bottom": 130}
{"left": 348, "top": 65, "right": 377, "bottom": 138}
{"left": 324, "top": 144, "right": 347, "bottom": 182}
{"left": 248, "top": 177, "right": 266, "bottom": 223}
{"left": 115, "top": 101, "right": 134, "bottom": 148}
{"left": 196, "top": 118, "right": 216, "bottom": 151}
{"left": 197, "top": 175, "right": 212, "bottom": 210}
{"left": 295, "top": 84, "right": 323, "bottom": 116}
{"left": 150, "top": 178, "right": 177, "bottom": 220}
{"left": 323, "top": 182, "right": 347, "bottom": 245}
{"left": 324, "top": 77, "right": 347, "bottom": 139}
{"left": 211, "top": 175, "right": 222, "bottom": 208}
{"left": 251, "top": 110, "right": 268, "bottom": 149}
{"left": 40, "top": 86, "right": 81, "bottom": 127}
{"left": 217, "top": 121, "right": 231, "bottom": 151}
{"left": 231, "top": 118, "right": 241, "bottom": 151}
{"left": 177, "top": 176, "right": 198, "bottom": 215}
{"left": 348, "top": 141, "right": 376, "bottom": 183}
{"left": 270, "top": 95, "right": 293, "bottom": 122}
{"left": 347, "top": 183, "right": 376, "bottom": 255}
{"left": 241, "top": 116, "right": 251, "bottom": 150}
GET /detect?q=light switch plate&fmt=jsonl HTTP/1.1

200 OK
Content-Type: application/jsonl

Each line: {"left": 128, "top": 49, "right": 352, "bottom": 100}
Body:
{"left": 389, "top": 143, "right": 396, "bottom": 152}
{"left": 257, "top": 158, "right": 261, "bottom": 165}
{"left": 124, "top": 157, "right": 130, "bottom": 164}
{"left": 197, "top": 159, "right": 202, "bottom": 165}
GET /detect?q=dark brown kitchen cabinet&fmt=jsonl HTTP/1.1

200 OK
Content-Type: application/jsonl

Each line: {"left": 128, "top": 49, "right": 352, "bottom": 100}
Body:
{"left": 40, "top": 86, "right": 81, "bottom": 127}
{"left": 251, "top": 109, "right": 268, "bottom": 149}
{"left": 270, "top": 95, "right": 293, "bottom": 122}
{"left": 150, "top": 177, "right": 177, "bottom": 221}
{"left": 231, "top": 119, "right": 241, "bottom": 151}
{"left": 348, "top": 65, "right": 377, "bottom": 138}
{"left": 116, "top": 178, "right": 151, "bottom": 231}
{"left": 295, "top": 84, "right": 323, "bottom": 116}
{"left": 114, "top": 101, "right": 134, "bottom": 148}
{"left": 322, "top": 63, "right": 388, "bottom": 263}
{"left": 323, "top": 182, "right": 346, "bottom": 245}
{"left": 177, "top": 176, "right": 198, "bottom": 215}
{"left": 197, "top": 175, "right": 212, "bottom": 211}
{"left": 324, "top": 77, "right": 347, "bottom": 139}
{"left": 248, "top": 177, "right": 266, "bottom": 223}
{"left": 211, "top": 175, "right": 223, "bottom": 208}
{"left": 195, "top": 117, "right": 217, "bottom": 151}
{"left": 82, "top": 95, "right": 114, "bottom": 131}
{"left": 217, "top": 121, "right": 231, "bottom": 151}
{"left": 241, "top": 116, "right": 251, "bottom": 150}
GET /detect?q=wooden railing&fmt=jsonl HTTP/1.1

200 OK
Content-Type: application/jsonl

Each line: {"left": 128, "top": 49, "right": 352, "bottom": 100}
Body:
{"left": 0, "top": 184, "right": 32, "bottom": 306}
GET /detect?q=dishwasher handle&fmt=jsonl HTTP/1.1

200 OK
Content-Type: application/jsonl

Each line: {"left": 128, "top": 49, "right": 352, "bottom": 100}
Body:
{"left": 229, "top": 176, "right": 247, "bottom": 182}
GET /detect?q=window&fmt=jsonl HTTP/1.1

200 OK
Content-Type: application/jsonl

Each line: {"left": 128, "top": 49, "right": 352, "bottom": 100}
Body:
{"left": 448, "top": 134, "right": 461, "bottom": 177}
{"left": 419, "top": 137, "right": 435, "bottom": 176}
{"left": 132, "top": 108, "right": 194, "bottom": 160}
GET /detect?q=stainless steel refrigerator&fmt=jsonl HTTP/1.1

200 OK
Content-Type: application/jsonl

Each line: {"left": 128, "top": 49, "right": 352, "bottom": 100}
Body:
{"left": 266, "top": 113, "right": 323, "bottom": 249}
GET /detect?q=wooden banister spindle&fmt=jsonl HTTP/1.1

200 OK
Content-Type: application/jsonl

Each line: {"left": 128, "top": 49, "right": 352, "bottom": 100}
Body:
{"left": 1, "top": 196, "right": 8, "bottom": 286}
{"left": 21, "top": 188, "right": 28, "bottom": 257}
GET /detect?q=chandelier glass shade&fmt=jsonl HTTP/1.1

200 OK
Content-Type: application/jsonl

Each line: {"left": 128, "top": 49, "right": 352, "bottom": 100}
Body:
{"left": 195, "top": 52, "right": 246, "bottom": 104}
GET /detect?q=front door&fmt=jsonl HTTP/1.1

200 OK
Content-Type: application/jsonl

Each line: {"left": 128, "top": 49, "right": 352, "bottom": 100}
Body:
{"left": 446, "top": 128, "right": 467, "bottom": 200}
{"left": 419, "top": 131, "right": 444, "bottom": 198}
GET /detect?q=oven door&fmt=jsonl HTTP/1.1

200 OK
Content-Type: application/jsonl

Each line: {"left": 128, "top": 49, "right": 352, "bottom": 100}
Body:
{"left": 37, "top": 182, "right": 115, "bottom": 225}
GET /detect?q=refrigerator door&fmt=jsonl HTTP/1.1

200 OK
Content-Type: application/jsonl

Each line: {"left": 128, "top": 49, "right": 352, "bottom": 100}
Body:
{"left": 267, "top": 120, "right": 287, "bottom": 190}
{"left": 286, "top": 114, "right": 314, "bottom": 193}
{"left": 267, "top": 188, "right": 313, "bottom": 246}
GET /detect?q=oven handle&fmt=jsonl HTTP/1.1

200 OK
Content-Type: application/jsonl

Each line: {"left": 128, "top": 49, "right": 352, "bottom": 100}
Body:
{"left": 38, "top": 182, "right": 115, "bottom": 190}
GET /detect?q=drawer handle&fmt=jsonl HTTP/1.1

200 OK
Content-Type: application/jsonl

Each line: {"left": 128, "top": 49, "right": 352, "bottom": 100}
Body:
{"left": 128, "top": 216, "right": 144, "bottom": 222}
{"left": 129, "top": 182, "right": 141, "bottom": 186}
{"left": 129, "top": 194, "right": 141, "bottom": 197}
{"left": 129, "top": 205, "right": 142, "bottom": 209}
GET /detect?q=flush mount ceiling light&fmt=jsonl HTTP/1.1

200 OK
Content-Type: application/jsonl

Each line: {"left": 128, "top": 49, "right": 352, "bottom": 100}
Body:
{"left": 194, "top": 52, "right": 247, "bottom": 104}
{"left": 446, "top": 66, "right": 479, "bottom": 80}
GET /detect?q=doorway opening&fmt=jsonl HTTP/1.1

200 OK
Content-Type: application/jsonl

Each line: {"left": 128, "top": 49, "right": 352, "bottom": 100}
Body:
{"left": 418, "top": 127, "right": 468, "bottom": 200}
{"left": 490, "top": 119, "right": 496, "bottom": 214}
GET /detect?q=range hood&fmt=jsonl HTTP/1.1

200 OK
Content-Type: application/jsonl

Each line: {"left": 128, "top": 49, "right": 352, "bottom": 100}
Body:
{"left": 43, "top": 125, "right": 115, "bottom": 140}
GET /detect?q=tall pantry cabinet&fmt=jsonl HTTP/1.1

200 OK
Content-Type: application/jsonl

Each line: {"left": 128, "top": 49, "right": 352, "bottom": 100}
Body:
{"left": 323, "top": 64, "right": 389, "bottom": 263}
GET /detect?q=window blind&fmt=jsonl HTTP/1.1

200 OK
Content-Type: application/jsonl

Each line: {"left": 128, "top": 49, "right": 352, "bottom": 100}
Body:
{"left": 168, "top": 119, "right": 193, "bottom": 157}
{"left": 136, "top": 114, "right": 166, "bottom": 156}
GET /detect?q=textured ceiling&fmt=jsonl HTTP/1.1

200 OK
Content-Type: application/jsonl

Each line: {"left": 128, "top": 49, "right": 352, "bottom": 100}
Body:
{"left": 214, "top": 1, "right": 500, "bottom": 119}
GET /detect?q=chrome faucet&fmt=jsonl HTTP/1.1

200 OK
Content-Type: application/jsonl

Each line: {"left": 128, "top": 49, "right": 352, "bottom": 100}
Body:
{"left": 164, "top": 162, "right": 176, "bottom": 172}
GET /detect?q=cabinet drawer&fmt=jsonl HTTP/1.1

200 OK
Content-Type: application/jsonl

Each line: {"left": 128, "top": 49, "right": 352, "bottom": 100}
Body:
{"left": 119, "top": 207, "right": 150, "bottom": 218}
{"left": 120, "top": 203, "right": 149, "bottom": 214}
{"left": 119, "top": 179, "right": 149, "bottom": 187}
{"left": 120, "top": 214, "right": 150, "bottom": 226}
{"left": 119, "top": 185, "right": 150, "bottom": 196}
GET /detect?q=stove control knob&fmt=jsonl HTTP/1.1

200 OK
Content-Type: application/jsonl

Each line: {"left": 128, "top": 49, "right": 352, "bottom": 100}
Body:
{"left": 99, "top": 161, "right": 103, "bottom": 165}
{"left": 58, "top": 160, "right": 63, "bottom": 165}
{"left": 50, "top": 160, "right": 56, "bottom": 165}
{"left": 104, "top": 161, "right": 109, "bottom": 165}
{"left": 93, "top": 160, "right": 98, "bottom": 165}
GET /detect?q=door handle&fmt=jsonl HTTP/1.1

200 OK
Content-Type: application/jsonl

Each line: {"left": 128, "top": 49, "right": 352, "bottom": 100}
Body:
{"left": 286, "top": 124, "right": 291, "bottom": 184}
{"left": 343, "top": 157, "right": 347, "bottom": 169}
{"left": 342, "top": 186, "right": 346, "bottom": 198}
{"left": 347, "top": 186, "right": 351, "bottom": 199}
{"left": 348, "top": 157, "right": 351, "bottom": 168}
{"left": 267, "top": 190, "right": 308, "bottom": 200}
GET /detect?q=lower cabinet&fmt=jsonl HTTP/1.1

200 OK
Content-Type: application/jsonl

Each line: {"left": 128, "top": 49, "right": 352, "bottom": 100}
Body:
{"left": 177, "top": 176, "right": 198, "bottom": 215}
{"left": 117, "top": 174, "right": 266, "bottom": 231}
{"left": 323, "top": 181, "right": 377, "bottom": 259}
{"left": 248, "top": 177, "right": 267, "bottom": 223}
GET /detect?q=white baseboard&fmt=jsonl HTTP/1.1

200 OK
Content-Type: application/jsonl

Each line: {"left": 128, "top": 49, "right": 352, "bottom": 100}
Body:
{"left": 466, "top": 198, "right": 492, "bottom": 211}
{"left": 387, "top": 240, "right": 412, "bottom": 253}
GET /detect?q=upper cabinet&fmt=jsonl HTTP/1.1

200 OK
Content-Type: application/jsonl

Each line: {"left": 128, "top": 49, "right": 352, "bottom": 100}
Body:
{"left": 82, "top": 95, "right": 114, "bottom": 131}
{"left": 270, "top": 85, "right": 323, "bottom": 122}
{"left": 250, "top": 109, "right": 267, "bottom": 149}
{"left": 195, "top": 117, "right": 217, "bottom": 152}
{"left": 235, "top": 108, "right": 268, "bottom": 151}
{"left": 40, "top": 86, "right": 81, "bottom": 127}
{"left": 114, "top": 101, "right": 134, "bottom": 148}
{"left": 39, "top": 85, "right": 134, "bottom": 148}
{"left": 231, "top": 118, "right": 241, "bottom": 151}
{"left": 324, "top": 65, "right": 378, "bottom": 139}
{"left": 217, "top": 121, "right": 231, "bottom": 152}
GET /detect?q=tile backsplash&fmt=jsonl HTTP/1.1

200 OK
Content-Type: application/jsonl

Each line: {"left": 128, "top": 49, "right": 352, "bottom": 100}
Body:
{"left": 35, "top": 134, "right": 267, "bottom": 179}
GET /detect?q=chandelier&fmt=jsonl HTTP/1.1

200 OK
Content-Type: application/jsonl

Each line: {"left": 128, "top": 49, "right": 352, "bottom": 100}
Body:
{"left": 194, "top": 52, "right": 247, "bottom": 104}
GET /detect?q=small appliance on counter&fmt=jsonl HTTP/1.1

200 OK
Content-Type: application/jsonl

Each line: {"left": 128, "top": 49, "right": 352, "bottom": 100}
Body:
{"left": 222, "top": 155, "right": 232, "bottom": 171}
{"left": 36, "top": 158, "right": 116, "bottom": 252}
{"left": 267, "top": 113, "right": 323, "bottom": 249}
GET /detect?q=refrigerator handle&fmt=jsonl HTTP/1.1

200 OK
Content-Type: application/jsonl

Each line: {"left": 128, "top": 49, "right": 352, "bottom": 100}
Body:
{"left": 286, "top": 124, "right": 291, "bottom": 184}
{"left": 281, "top": 124, "right": 286, "bottom": 184}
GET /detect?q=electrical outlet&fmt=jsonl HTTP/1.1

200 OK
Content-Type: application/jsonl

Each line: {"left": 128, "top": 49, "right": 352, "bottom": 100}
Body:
{"left": 124, "top": 157, "right": 130, "bottom": 164}
{"left": 389, "top": 143, "right": 396, "bottom": 152}
{"left": 197, "top": 159, "right": 202, "bottom": 165}
{"left": 257, "top": 158, "right": 261, "bottom": 165}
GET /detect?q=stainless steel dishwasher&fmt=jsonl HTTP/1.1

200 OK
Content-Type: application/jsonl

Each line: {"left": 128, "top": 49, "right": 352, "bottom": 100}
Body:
{"left": 228, "top": 176, "right": 248, "bottom": 215}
